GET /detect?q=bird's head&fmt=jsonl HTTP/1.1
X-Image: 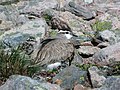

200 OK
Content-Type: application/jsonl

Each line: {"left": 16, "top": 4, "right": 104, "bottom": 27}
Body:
{"left": 57, "top": 30, "right": 77, "bottom": 39}
{"left": 57, "top": 30, "right": 80, "bottom": 48}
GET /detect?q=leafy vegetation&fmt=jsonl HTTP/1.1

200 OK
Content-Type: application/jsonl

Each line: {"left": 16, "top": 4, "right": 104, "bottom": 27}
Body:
{"left": 91, "top": 20, "right": 112, "bottom": 31}
{"left": 49, "top": 30, "right": 57, "bottom": 37}
{"left": 107, "top": 62, "right": 120, "bottom": 75}
{"left": 0, "top": 44, "right": 40, "bottom": 82}
{"left": 77, "top": 64, "right": 96, "bottom": 71}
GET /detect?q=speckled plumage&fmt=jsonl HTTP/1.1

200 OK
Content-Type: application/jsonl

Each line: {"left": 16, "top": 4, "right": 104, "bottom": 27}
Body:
{"left": 34, "top": 38, "right": 75, "bottom": 66}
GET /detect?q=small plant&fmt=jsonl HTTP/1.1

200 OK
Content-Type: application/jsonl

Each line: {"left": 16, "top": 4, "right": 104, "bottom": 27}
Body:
{"left": 0, "top": 44, "right": 40, "bottom": 82}
{"left": 77, "top": 64, "right": 96, "bottom": 71}
{"left": 49, "top": 30, "right": 57, "bottom": 37}
{"left": 91, "top": 20, "right": 112, "bottom": 31}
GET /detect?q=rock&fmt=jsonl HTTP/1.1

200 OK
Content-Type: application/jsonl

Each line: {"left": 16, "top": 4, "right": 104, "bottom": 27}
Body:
{"left": 0, "top": 0, "right": 19, "bottom": 5}
{"left": 74, "top": 84, "right": 88, "bottom": 90}
{"left": 1, "top": 32, "right": 31, "bottom": 48}
{"left": 94, "top": 76, "right": 120, "bottom": 90}
{"left": 97, "top": 30, "right": 117, "bottom": 45}
{"left": 88, "top": 66, "right": 106, "bottom": 88}
{"left": 81, "top": 41, "right": 93, "bottom": 46}
{"left": 19, "top": 0, "right": 58, "bottom": 16}
{"left": 50, "top": 11, "right": 93, "bottom": 36}
{"left": 53, "top": 65, "right": 88, "bottom": 90}
{"left": 72, "top": 52, "right": 84, "bottom": 65}
{"left": 113, "top": 29, "right": 120, "bottom": 43}
{"left": 64, "top": 2, "right": 94, "bottom": 20}
{"left": 78, "top": 46, "right": 100, "bottom": 57}
{"left": 97, "top": 42, "right": 110, "bottom": 49}
{"left": 0, "top": 20, "right": 14, "bottom": 31}
{"left": 0, "top": 18, "right": 47, "bottom": 48}
{"left": 84, "top": 0, "right": 94, "bottom": 4}
{"left": 0, "top": 75, "right": 62, "bottom": 90}
{"left": 92, "top": 42, "right": 120, "bottom": 66}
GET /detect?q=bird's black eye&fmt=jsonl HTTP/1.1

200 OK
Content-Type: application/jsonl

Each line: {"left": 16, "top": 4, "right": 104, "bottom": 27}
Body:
{"left": 65, "top": 32, "right": 69, "bottom": 34}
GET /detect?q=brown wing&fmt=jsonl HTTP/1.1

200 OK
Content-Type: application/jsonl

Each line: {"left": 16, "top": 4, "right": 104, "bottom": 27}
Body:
{"left": 35, "top": 39, "right": 74, "bottom": 65}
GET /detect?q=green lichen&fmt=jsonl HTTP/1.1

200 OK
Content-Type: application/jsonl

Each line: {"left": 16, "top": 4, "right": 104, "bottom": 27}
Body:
{"left": 77, "top": 64, "right": 96, "bottom": 71}
{"left": 0, "top": 31, "right": 5, "bottom": 36}
{"left": 80, "top": 76, "right": 85, "bottom": 81}
{"left": 49, "top": 30, "right": 57, "bottom": 37}
{"left": 91, "top": 20, "right": 112, "bottom": 31}
{"left": 43, "top": 14, "right": 52, "bottom": 23}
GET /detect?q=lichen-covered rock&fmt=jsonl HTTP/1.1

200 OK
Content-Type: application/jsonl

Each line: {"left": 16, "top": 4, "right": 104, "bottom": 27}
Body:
{"left": 92, "top": 42, "right": 120, "bottom": 66}
{"left": 53, "top": 65, "right": 88, "bottom": 90}
{"left": 0, "top": 75, "right": 62, "bottom": 90}
{"left": 78, "top": 46, "right": 100, "bottom": 57}
{"left": 97, "top": 30, "right": 117, "bottom": 45}
{"left": 19, "top": 0, "right": 58, "bottom": 15}
{"left": 88, "top": 66, "right": 106, "bottom": 88}
{"left": 0, "top": 0, "right": 19, "bottom": 5}
{"left": 0, "top": 18, "right": 47, "bottom": 48}
{"left": 93, "top": 76, "right": 120, "bottom": 90}
{"left": 64, "top": 2, "right": 94, "bottom": 20}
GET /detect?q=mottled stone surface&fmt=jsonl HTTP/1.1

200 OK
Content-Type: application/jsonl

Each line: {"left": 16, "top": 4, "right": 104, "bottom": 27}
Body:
{"left": 53, "top": 65, "right": 88, "bottom": 90}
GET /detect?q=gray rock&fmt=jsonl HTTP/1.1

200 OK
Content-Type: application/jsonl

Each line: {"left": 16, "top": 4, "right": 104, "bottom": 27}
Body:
{"left": 74, "top": 84, "right": 88, "bottom": 90}
{"left": 88, "top": 66, "right": 106, "bottom": 88}
{"left": 0, "top": 0, "right": 18, "bottom": 5}
{"left": 1, "top": 32, "right": 30, "bottom": 47}
{"left": 78, "top": 46, "right": 100, "bottom": 56}
{"left": 0, "top": 19, "right": 47, "bottom": 48}
{"left": 72, "top": 52, "right": 84, "bottom": 66}
{"left": 97, "top": 42, "right": 110, "bottom": 49}
{"left": 113, "top": 29, "right": 120, "bottom": 43}
{"left": 92, "top": 42, "right": 120, "bottom": 66}
{"left": 19, "top": 0, "right": 58, "bottom": 16}
{"left": 94, "top": 76, "right": 120, "bottom": 90}
{"left": 52, "top": 11, "right": 93, "bottom": 36}
{"left": 0, "top": 20, "right": 14, "bottom": 31}
{"left": 64, "top": 2, "right": 94, "bottom": 20}
{"left": 83, "top": 0, "right": 94, "bottom": 4}
{"left": 0, "top": 75, "right": 62, "bottom": 90}
{"left": 53, "top": 65, "right": 88, "bottom": 90}
{"left": 97, "top": 30, "right": 117, "bottom": 45}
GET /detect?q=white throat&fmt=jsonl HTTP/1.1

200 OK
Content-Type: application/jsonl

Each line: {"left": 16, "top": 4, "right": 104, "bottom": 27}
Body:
{"left": 65, "top": 34, "right": 72, "bottom": 39}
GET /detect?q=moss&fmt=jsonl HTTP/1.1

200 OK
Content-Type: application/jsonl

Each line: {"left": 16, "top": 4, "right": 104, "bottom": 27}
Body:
{"left": 77, "top": 64, "right": 96, "bottom": 71}
{"left": 0, "top": 31, "right": 5, "bottom": 36}
{"left": 43, "top": 14, "right": 52, "bottom": 23}
{"left": 108, "top": 62, "right": 120, "bottom": 76}
{"left": 49, "top": 30, "right": 57, "bottom": 37}
{"left": 91, "top": 20, "right": 112, "bottom": 31}
{"left": 36, "top": 33, "right": 42, "bottom": 37}
{"left": 80, "top": 76, "right": 85, "bottom": 81}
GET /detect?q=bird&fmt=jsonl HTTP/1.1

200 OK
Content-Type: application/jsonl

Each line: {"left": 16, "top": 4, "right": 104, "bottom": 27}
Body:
{"left": 33, "top": 30, "right": 80, "bottom": 67}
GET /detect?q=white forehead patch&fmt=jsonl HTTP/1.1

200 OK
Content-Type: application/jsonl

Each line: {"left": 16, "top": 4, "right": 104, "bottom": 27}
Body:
{"left": 65, "top": 34, "right": 73, "bottom": 39}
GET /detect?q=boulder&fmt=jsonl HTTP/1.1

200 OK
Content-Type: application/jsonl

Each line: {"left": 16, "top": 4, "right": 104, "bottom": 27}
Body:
{"left": 93, "top": 76, "right": 120, "bottom": 90}
{"left": 88, "top": 66, "right": 106, "bottom": 88}
{"left": 53, "top": 65, "right": 88, "bottom": 90}
{"left": 0, "top": 75, "right": 62, "bottom": 90}
{"left": 0, "top": 18, "right": 47, "bottom": 48}
{"left": 92, "top": 42, "right": 120, "bottom": 66}
{"left": 64, "top": 2, "right": 94, "bottom": 20}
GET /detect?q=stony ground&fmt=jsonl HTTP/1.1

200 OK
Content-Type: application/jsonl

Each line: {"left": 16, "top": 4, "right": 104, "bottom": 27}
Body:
{"left": 0, "top": 0, "right": 120, "bottom": 90}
